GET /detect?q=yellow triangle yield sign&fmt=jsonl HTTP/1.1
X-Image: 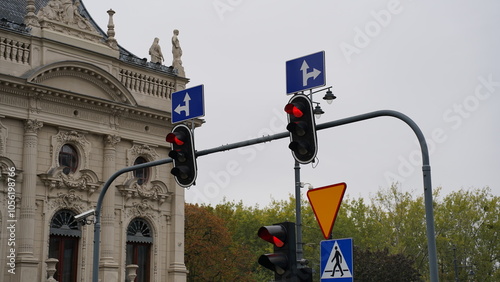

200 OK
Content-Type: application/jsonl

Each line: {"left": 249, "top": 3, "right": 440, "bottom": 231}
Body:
{"left": 306, "top": 182, "right": 347, "bottom": 239}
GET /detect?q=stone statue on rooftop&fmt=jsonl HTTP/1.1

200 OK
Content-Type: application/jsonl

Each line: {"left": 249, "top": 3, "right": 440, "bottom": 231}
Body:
{"left": 171, "top": 29, "right": 185, "bottom": 76}
{"left": 149, "top": 37, "right": 164, "bottom": 64}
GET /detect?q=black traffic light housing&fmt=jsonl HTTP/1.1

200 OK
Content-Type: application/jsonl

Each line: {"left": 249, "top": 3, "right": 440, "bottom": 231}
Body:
{"left": 284, "top": 94, "right": 318, "bottom": 164}
{"left": 166, "top": 124, "right": 197, "bottom": 187}
{"left": 258, "top": 221, "right": 297, "bottom": 280}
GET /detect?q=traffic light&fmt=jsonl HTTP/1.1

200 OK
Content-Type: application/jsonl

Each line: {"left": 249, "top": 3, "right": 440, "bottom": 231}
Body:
{"left": 166, "top": 124, "right": 197, "bottom": 187}
{"left": 284, "top": 94, "right": 317, "bottom": 164}
{"left": 258, "top": 221, "right": 297, "bottom": 280}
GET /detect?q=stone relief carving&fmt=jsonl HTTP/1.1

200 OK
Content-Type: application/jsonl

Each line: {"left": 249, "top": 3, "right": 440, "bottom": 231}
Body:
{"left": 28, "top": 93, "right": 43, "bottom": 114}
{"left": 0, "top": 156, "right": 20, "bottom": 188}
{"left": 124, "top": 200, "right": 160, "bottom": 227}
{"left": 117, "top": 179, "right": 170, "bottom": 204}
{"left": 24, "top": 119, "right": 43, "bottom": 134}
{"left": 104, "top": 134, "right": 121, "bottom": 148}
{"left": 39, "top": 167, "right": 101, "bottom": 195}
{"left": 48, "top": 189, "right": 86, "bottom": 211}
{"left": 35, "top": 0, "right": 104, "bottom": 44}
{"left": 37, "top": 0, "right": 96, "bottom": 32}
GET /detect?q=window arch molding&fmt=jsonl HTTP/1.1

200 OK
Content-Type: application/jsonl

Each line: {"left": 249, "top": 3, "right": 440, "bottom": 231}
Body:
{"left": 49, "top": 209, "right": 82, "bottom": 237}
{"left": 127, "top": 217, "right": 154, "bottom": 243}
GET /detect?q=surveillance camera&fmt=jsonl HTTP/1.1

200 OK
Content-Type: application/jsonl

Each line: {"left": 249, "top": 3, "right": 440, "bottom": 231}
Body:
{"left": 74, "top": 209, "right": 95, "bottom": 220}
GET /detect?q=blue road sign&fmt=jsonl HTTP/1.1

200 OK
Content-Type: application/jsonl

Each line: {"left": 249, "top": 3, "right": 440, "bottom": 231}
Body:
{"left": 171, "top": 84, "right": 205, "bottom": 124}
{"left": 320, "top": 238, "right": 353, "bottom": 282}
{"left": 286, "top": 51, "right": 326, "bottom": 94}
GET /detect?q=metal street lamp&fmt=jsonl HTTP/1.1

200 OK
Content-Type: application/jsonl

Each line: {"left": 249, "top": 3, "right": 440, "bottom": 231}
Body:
{"left": 322, "top": 89, "right": 336, "bottom": 104}
{"left": 313, "top": 103, "right": 324, "bottom": 119}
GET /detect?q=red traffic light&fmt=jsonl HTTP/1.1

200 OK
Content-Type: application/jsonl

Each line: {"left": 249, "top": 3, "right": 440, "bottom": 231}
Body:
{"left": 167, "top": 124, "right": 197, "bottom": 187}
{"left": 284, "top": 103, "right": 304, "bottom": 118}
{"left": 258, "top": 225, "right": 286, "bottom": 248}
{"left": 284, "top": 95, "right": 317, "bottom": 164}
{"left": 257, "top": 222, "right": 297, "bottom": 280}
{"left": 166, "top": 132, "right": 185, "bottom": 146}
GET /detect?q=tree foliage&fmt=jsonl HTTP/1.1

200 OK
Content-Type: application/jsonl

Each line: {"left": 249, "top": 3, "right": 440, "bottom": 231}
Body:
{"left": 184, "top": 203, "right": 254, "bottom": 281}
{"left": 434, "top": 188, "right": 500, "bottom": 281}
{"left": 184, "top": 186, "right": 499, "bottom": 281}
{"left": 354, "top": 246, "right": 422, "bottom": 281}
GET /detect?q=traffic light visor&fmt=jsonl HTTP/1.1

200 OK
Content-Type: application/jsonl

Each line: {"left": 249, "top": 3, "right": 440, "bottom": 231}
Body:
{"left": 258, "top": 226, "right": 286, "bottom": 248}
{"left": 284, "top": 103, "right": 304, "bottom": 118}
{"left": 166, "top": 133, "right": 184, "bottom": 146}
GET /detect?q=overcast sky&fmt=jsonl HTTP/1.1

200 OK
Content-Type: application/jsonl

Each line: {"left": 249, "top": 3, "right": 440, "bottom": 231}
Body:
{"left": 84, "top": 0, "right": 500, "bottom": 207}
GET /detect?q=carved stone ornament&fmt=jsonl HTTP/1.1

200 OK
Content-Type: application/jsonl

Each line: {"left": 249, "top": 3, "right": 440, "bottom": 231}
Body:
{"left": 36, "top": 0, "right": 104, "bottom": 44}
{"left": 124, "top": 200, "right": 160, "bottom": 222}
{"left": 0, "top": 156, "right": 21, "bottom": 187}
{"left": 104, "top": 134, "right": 121, "bottom": 148}
{"left": 39, "top": 167, "right": 102, "bottom": 195}
{"left": 117, "top": 179, "right": 170, "bottom": 204}
{"left": 47, "top": 189, "right": 86, "bottom": 211}
{"left": 24, "top": 119, "right": 43, "bottom": 134}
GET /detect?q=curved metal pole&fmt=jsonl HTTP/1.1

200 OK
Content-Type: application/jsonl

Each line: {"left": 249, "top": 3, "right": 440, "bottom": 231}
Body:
{"left": 316, "top": 110, "right": 438, "bottom": 282}
{"left": 92, "top": 158, "right": 173, "bottom": 282}
{"left": 92, "top": 110, "right": 438, "bottom": 282}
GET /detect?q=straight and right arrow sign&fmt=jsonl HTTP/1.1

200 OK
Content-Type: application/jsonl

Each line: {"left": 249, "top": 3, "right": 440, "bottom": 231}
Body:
{"left": 286, "top": 51, "right": 326, "bottom": 94}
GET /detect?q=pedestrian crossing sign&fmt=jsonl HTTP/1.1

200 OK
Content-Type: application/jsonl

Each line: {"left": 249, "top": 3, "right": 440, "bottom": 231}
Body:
{"left": 320, "top": 238, "right": 353, "bottom": 281}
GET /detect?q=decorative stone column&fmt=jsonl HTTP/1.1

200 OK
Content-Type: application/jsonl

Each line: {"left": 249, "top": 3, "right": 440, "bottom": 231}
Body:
{"left": 105, "top": 9, "right": 118, "bottom": 50}
{"left": 24, "top": 0, "right": 39, "bottom": 27}
{"left": 16, "top": 119, "right": 43, "bottom": 281}
{"left": 99, "top": 135, "right": 120, "bottom": 281}
{"left": 168, "top": 184, "right": 188, "bottom": 281}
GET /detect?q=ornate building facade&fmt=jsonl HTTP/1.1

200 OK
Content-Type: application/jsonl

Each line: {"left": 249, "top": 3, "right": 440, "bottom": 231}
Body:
{"left": 0, "top": 0, "right": 198, "bottom": 281}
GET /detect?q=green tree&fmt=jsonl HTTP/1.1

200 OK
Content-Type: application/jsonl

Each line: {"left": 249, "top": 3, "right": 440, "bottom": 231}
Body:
{"left": 354, "top": 246, "right": 422, "bottom": 281}
{"left": 209, "top": 199, "right": 271, "bottom": 281}
{"left": 369, "top": 185, "right": 428, "bottom": 271}
{"left": 434, "top": 187, "right": 499, "bottom": 281}
{"left": 184, "top": 203, "right": 254, "bottom": 281}
{"left": 185, "top": 186, "right": 499, "bottom": 281}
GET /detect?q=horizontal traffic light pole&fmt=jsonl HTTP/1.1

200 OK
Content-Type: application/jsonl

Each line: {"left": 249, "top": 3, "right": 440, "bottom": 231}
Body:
{"left": 92, "top": 109, "right": 438, "bottom": 282}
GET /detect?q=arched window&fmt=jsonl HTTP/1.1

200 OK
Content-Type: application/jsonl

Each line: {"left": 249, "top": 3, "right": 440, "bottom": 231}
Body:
{"left": 133, "top": 157, "right": 149, "bottom": 185}
{"left": 126, "top": 218, "right": 152, "bottom": 282}
{"left": 58, "top": 144, "right": 79, "bottom": 174}
{"left": 49, "top": 209, "right": 81, "bottom": 282}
